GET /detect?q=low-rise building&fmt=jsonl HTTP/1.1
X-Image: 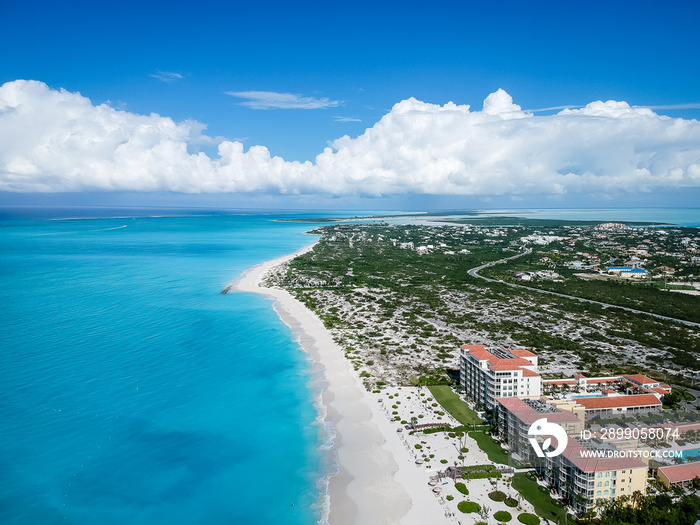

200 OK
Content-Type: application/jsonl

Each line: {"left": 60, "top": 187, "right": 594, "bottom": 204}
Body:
{"left": 575, "top": 394, "right": 661, "bottom": 416}
{"left": 622, "top": 374, "right": 671, "bottom": 397}
{"left": 607, "top": 266, "right": 648, "bottom": 278}
{"left": 656, "top": 463, "right": 700, "bottom": 488}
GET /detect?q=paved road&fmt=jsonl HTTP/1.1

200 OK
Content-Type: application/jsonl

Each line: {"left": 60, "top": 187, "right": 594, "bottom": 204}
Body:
{"left": 468, "top": 249, "right": 700, "bottom": 328}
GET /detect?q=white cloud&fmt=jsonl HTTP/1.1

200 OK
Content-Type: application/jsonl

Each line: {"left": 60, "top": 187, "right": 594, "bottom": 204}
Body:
{"left": 149, "top": 71, "right": 184, "bottom": 83}
{"left": 1, "top": 80, "right": 700, "bottom": 196}
{"left": 644, "top": 103, "right": 700, "bottom": 110}
{"left": 226, "top": 90, "right": 339, "bottom": 110}
{"left": 333, "top": 116, "right": 361, "bottom": 122}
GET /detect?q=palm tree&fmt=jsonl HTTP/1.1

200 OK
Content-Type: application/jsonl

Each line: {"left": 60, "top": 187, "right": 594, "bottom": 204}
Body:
{"left": 631, "top": 489, "right": 644, "bottom": 508}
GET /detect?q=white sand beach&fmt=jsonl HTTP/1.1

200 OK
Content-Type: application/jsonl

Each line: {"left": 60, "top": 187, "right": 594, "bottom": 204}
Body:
{"left": 234, "top": 241, "right": 450, "bottom": 525}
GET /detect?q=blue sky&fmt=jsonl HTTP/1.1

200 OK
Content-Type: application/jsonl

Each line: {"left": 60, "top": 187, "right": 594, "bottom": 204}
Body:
{"left": 1, "top": 0, "right": 700, "bottom": 208}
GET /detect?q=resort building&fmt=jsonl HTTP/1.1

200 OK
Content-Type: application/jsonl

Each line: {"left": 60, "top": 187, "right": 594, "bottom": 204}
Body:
{"left": 656, "top": 463, "right": 700, "bottom": 488}
{"left": 543, "top": 374, "right": 620, "bottom": 393}
{"left": 545, "top": 439, "right": 647, "bottom": 515}
{"left": 574, "top": 393, "right": 661, "bottom": 416}
{"left": 543, "top": 373, "right": 671, "bottom": 400}
{"left": 459, "top": 345, "right": 541, "bottom": 409}
{"left": 606, "top": 266, "right": 648, "bottom": 278}
{"left": 622, "top": 374, "right": 672, "bottom": 397}
{"left": 496, "top": 397, "right": 583, "bottom": 465}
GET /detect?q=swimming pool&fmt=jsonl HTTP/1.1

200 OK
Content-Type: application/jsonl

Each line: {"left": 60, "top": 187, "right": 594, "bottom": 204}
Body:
{"left": 681, "top": 448, "right": 700, "bottom": 460}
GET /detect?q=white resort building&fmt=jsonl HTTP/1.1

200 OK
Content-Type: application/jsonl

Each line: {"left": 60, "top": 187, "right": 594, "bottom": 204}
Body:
{"left": 459, "top": 344, "right": 542, "bottom": 409}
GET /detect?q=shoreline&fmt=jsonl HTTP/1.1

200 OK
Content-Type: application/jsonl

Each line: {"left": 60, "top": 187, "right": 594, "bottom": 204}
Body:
{"left": 233, "top": 241, "right": 449, "bottom": 524}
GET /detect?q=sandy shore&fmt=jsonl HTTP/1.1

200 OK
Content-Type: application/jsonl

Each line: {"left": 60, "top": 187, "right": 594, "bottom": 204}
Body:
{"left": 234, "top": 241, "right": 450, "bottom": 525}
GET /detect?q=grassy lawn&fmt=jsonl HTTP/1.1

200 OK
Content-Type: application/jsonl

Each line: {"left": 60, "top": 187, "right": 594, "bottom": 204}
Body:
{"left": 511, "top": 473, "right": 568, "bottom": 523}
{"left": 468, "top": 431, "right": 510, "bottom": 465}
{"left": 428, "top": 385, "right": 483, "bottom": 426}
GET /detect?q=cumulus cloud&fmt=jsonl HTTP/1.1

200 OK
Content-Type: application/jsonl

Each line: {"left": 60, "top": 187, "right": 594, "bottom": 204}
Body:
{"left": 226, "top": 90, "right": 339, "bottom": 110}
{"left": 149, "top": 71, "right": 184, "bottom": 82}
{"left": 1, "top": 80, "right": 699, "bottom": 196}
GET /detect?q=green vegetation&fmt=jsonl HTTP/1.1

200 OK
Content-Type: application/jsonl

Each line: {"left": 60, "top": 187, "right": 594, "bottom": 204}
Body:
{"left": 505, "top": 497, "right": 518, "bottom": 507}
{"left": 468, "top": 431, "right": 509, "bottom": 464}
{"left": 517, "top": 513, "right": 540, "bottom": 525}
{"left": 494, "top": 510, "right": 512, "bottom": 522}
{"left": 455, "top": 482, "right": 469, "bottom": 495}
{"left": 457, "top": 501, "right": 481, "bottom": 513}
{"left": 417, "top": 371, "right": 453, "bottom": 385}
{"left": 463, "top": 470, "right": 501, "bottom": 479}
{"left": 422, "top": 424, "right": 470, "bottom": 435}
{"left": 480, "top": 240, "right": 700, "bottom": 324}
{"left": 489, "top": 490, "right": 507, "bottom": 502}
{"left": 443, "top": 216, "right": 654, "bottom": 227}
{"left": 598, "top": 492, "right": 700, "bottom": 524}
{"left": 462, "top": 464, "right": 497, "bottom": 471}
{"left": 275, "top": 222, "right": 700, "bottom": 385}
{"left": 486, "top": 267, "right": 700, "bottom": 325}
{"left": 428, "top": 385, "right": 483, "bottom": 426}
{"left": 511, "top": 473, "right": 567, "bottom": 523}
{"left": 460, "top": 463, "right": 502, "bottom": 479}
{"left": 663, "top": 387, "right": 697, "bottom": 409}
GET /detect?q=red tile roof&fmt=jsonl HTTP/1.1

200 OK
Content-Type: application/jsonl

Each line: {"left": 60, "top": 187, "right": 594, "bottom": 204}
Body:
{"left": 658, "top": 463, "right": 700, "bottom": 484}
{"left": 671, "top": 422, "right": 700, "bottom": 434}
{"left": 489, "top": 357, "right": 535, "bottom": 369}
{"left": 462, "top": 344, "right": 487, "bottom": 352}
{"left": 563, "top": 440, "right": 646, "bottom": 472}
{"left": 624, "top": 374, "right": 658, "bottom": 385}
{"left": 497, "top": 397, "right": 581, "bottom": 425}
{"left": 576, "top": 394, "right": 661, "bottom": 410}
{"left": 522, "top": 369, "right": 540, "bottom": 377}
{"left": 510, "top": 349, "right": 536, "bottom": 357}
{"left": 463, "top": 345, "right": 539, "bottom": 375}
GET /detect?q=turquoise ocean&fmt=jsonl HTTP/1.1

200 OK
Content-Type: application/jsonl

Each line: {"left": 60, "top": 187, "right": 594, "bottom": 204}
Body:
{"left": 0, "top": 208, "right": 334, "bottom": 525}
{"left": 0, "top": 206, "right": 698, "bottom": 524}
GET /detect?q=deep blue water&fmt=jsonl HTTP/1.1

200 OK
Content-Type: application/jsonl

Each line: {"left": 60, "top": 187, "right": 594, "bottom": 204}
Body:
{"left": 0, "top": 209, "right": 332, "bottom": 525}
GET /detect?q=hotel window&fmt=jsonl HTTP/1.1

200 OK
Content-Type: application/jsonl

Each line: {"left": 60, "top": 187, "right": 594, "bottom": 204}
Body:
{"left": 604, "top": 481, "right": 609, "bottom": 487}
{"left": 605, "top": 472, "right": 610, "bottom": 478}
{"left": 596, "top": 491, "right": 601, "bottom": 497}
{"left": 597, "top": 482, "right": 601, "bottom": 488}
{"left": 597, "top": 473, "right": 602, "bottom": 479}
{"left": 604, "top": 490, "right": 609, "bottom": 496}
